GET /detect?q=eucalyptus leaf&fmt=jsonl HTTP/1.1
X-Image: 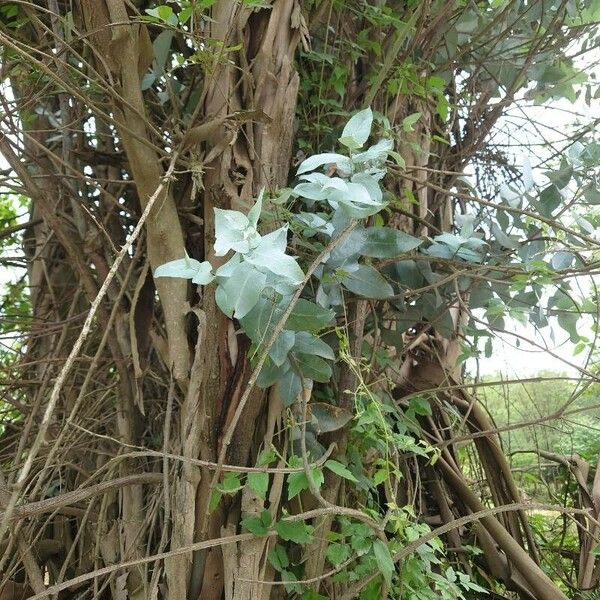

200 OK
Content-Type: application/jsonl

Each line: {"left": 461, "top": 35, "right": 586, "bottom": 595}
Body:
{"left": 340, "top": 265, "right": 394, "bottom": 299}
{"left": 293, "top": 332, "right": 335, "bottom": 360}
{"left": 218, "top": 262, "right": 266, "bottom": 318}
{"left": 339, "top": 107, "right": 373, "bottom": 149}
{"left": 275, "top": 369, "right": 302, "bottom": 406}
{"left": 154, "top": 257, "right": 215, "bottom": 285}
{"left": 269, "top": 330, "right": 296, "bottom": 366}
{"left": 361, "top": 227, "right": 422, "bottom": 257}
{"left": 293, "top": 353, "right": 332, "bottom": 383}
{"left": 297, "top": 153, "right": 352, "bottom": 175}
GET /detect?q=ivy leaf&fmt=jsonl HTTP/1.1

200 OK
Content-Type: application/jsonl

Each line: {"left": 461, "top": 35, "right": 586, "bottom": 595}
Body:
{"left": 339, "top": 107, "right": 373, "bottom": 149}
{"left": 325, "top": 459, "right": 358, "bottom": 482}
{"left": 287, "top": 467, "right": 324, "bottom": 500}
{"left": 247, "top": 472, "right": 269, "bottom": 500}
{"left": 326, "top": 542, "right": 351, "bottom": 566}
{"left": 241, "top": 509, "right": 272, "bottom": 536}
{"left": 268, "top": 545, "right": 289, "bottom": 572}
{"left": 340, "top": 265, "right": 394, "bottom": 299}
{"left": 275, "top": 519, "right": 314, "bottom": 544}
{"left": 219, "top": 472, "right": 242, "bottom": 494}
{"left": 373, "top": 539, "right": 395, "bottom": 585}
{"left": 297, "top": 153, "right": 352, "bottom": 176}
{"left": 154, "top": 257, "right": 215, "bottom": 285}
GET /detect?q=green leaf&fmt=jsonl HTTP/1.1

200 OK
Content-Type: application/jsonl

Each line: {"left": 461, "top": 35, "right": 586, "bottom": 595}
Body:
{"left": 340, "top": 265, "right": 393, "bottom": 299}
{"left": 247, "top": 472, "right": 269, "bottom": 500}
{"left": 326, "top": 542, "right": 351, "bottom": 566}
{"left": 302, "top": 591, "right": 328, "bottom": 600}
{"left": 339, "top": 107, "right": 373, "bottom": 149}
{"left": 361, "top": 226, "right": 422, "bottom": 257}
{"left": 325, "top": 459, "right": 358, "bottom": 482}
{"left": 293, "top": 353, "right": 332, "bottom": 383}
{"left": 268, "top": 544, "right": 289, "bottom": 572}
{"left": 402, "top": 111, "right": 422, "bottom": 132}
{"left": 220, "top": 472, "right": 241, "bottom": 493}
{"left": 287, "top": 467, "right": 324, "bottom": 500}
{"left": 293, "top": 332, "right": 335, "bottom": 360}
{"left": 276, "top": 519, "right": 314, "bottom": 544}
{"left": 275, "top": 369, "right": 302, "bottom": 407}
{"left": 242, "top": 510, "right": 272, "bottom": 536}
{"left": 285, "top": 299, "right": 335, "bottom": 332}
{"left": 373, "top": 539, "right": 395, "bottom": 585}
{"left": 209, "top": 489, "right": 222, "bottom": 512}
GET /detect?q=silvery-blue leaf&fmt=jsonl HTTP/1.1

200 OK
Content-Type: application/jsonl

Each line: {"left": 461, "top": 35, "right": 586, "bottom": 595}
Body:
{"left": 434, "top": 233, "right": 462, "bottom": 250}
{"left": 215, "top": 284, "right": 234, "bottom": 318}
{"left": 330, "top": 182, "right": 380, "bottom": 208}
{"left": 215, "top": 253, "right": 242, "bottom": 279}
{"left": 247, "top": 189, "right": 264, "bottom": 229}
{"left": 456, "top": 247, "right": 483, "bottom": 262}
{"left": 297, "top": 153, "right": 352, "bottom": 175}
{"left": 297, "top": 213, "right": 334, "bottom": 237}
{"left": 269, "top": 330, "right": 296, "bottom": 367}
{"left": 191, "top": 261, "right": 215, "bottom": 285}
{"left": 352, "top": 138, "right": 393, "bottom": 164}
{"left": 522, "top": 156, "right": 534, "bottom": 191}
{"left": 299, "top": 172, "right": 331, "bottom": 184}
{"left": 339, "top": 107, "right": 373, "bottom": 150}
{"left": 293, "top": 182, "right": 329, "bottom": 201}
{"left": 245, "top": 227, "right": 305, "bottom": 284}
{"left": 264, "top": 272, "right": 298, "bottom": 296}
{"left": 491, "top": 223, "right": 519, "bottom": 249}
{"left": 154, "top": 257, "right": 203, "bottom": 280}
{"left": 351, "top": 173, "right": 383, "bottom": 203}
{"left": 220, "top": 262, "right": 267, "bottom": 319}
{"left": 214, "top": 208, "right": 253, "bottom": 256}
{"left": 456, "top": 213, "right": 475, "bottom": 238}
{"left": 551, "top": 251, "right": 575, "bottom": 270}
